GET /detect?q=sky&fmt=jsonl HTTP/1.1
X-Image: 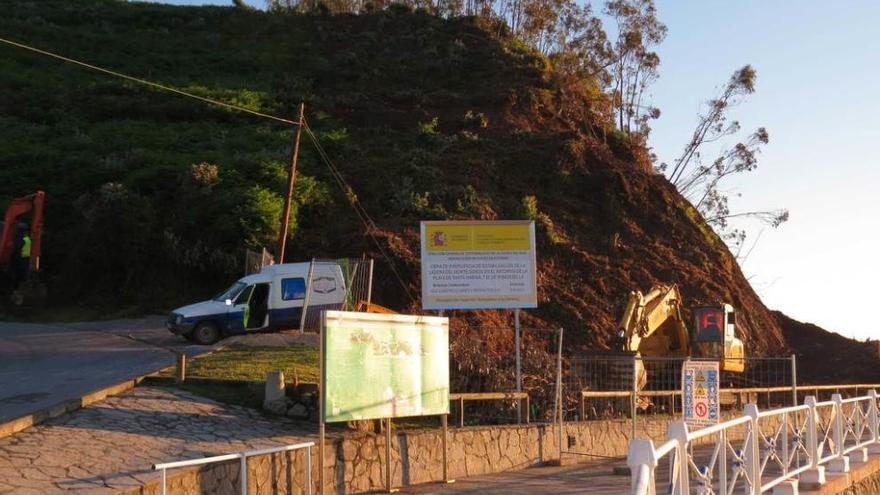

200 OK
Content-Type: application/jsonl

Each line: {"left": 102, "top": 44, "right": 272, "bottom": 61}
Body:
{"left": 648, "top": 0, "right": 880, "bottom": 340}
{"left": 148, "top": 0, "right": 878, "bottom": 339}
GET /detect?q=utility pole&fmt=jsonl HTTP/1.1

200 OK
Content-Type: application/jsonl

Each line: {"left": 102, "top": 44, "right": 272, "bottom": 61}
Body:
{"left": 277, "top": 102, "right": 305, "bottom": 264}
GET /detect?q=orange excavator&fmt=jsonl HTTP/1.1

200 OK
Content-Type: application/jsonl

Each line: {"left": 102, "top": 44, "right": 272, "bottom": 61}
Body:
{"left": 0, "top": 190, "right": 47, "bottom": 305}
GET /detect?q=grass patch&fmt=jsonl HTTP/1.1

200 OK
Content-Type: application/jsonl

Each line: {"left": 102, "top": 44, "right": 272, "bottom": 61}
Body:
{"left": 169, "top": 344, "right": 320, "bottom": 383}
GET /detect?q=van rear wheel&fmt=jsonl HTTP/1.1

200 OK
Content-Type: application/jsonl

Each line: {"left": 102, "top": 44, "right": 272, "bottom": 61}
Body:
{"left": 192, "top": 322, "right": 220, "bottom": 345}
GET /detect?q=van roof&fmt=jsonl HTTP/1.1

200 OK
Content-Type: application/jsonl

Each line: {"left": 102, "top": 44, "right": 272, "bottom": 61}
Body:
{"left": 236, "top": 262, "right": 343, "bottom": 285}
{"left": 259, "top": 262, "right": 312, "bottom": 275}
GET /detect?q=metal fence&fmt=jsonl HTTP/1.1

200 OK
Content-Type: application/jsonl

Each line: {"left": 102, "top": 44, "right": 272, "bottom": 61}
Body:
{"left": 152, "top": 441, "right": 314, "bottom": 495}
{"left": 299, "top": 257, "right": 374, "bottom": 332}
{"left": 448, "top": 326, "right": 563, "bottom": 425}
{"left": 561, "top": 354, "right": 796, "bottom": 454}
{"left": 628, "top": 391, "right": 880, "bottom": 494}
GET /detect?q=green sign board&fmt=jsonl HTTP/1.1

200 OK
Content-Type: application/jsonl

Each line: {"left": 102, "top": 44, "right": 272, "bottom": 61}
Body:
{"left": 322, "top": 311, "right": 450, "bottom": 423}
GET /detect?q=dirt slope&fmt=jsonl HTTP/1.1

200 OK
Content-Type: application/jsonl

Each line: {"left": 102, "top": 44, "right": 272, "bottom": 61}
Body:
{"left": 0, "top": 1, "right": 788, "bottom": 355}
{"left": 774, "top": 311, "right": 880, "bottom": 384}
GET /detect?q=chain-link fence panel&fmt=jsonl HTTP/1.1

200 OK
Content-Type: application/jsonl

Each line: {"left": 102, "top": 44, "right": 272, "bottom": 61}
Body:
{"left": 299, "top": 258, "right": 373, "bottom": 332}
{"left": 449, "top": 326, "right": 562, "bottom": 426}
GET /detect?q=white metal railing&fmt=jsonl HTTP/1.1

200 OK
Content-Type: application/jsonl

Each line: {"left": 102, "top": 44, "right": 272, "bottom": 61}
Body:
{"left": 152, "top": 441, "right": 314, "bottom": 495}
{"left": 628, "top": 438, "right": 681, "bottom": 495}
{"left": 629, "top": 390, "right": 880, "bottom": 494}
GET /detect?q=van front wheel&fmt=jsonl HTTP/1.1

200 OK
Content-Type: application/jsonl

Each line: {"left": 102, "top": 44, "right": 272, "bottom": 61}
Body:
{"left": 192, "top": 322, "right": 220, "bottom": 345}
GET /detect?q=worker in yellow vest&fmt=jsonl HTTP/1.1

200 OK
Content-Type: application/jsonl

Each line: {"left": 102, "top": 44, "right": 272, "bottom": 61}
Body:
{"left": 21, "top": 232, "right": 31, "bottom": 268}
{"left": 14, "top": 230, "right": 31, "bottom": 286}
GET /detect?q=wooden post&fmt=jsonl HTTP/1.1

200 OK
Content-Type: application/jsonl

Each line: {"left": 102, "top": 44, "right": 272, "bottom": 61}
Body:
{"left": 385, "top": 418, "right": 398, "bottom": 493}
{"left": 514, "top": 308, "right": 522, "bottom": 424}
{"left": 525, "top": 395, "right": 530, "bottom": 424}
{"left": 459, "top": 397, "right": 464, "bottom": 428}
{"left": 276, "top": 102, "right": 305, "bottom": 263}
{"left": 441, "top": 414, "right": 450, "bottom": 482}
{"left": 175, "top": 352, "right": 186, "bottom": 384}
{"left": 555, "top": 328, "right": 564, "bottom": 459}
{"left": 319, "top": 422, "right": 325, "bottom": 495}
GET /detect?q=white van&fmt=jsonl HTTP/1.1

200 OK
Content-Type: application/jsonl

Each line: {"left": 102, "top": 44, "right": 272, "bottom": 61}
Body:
{"left": 166, "top": 262, "right": 346, "bottom": 344}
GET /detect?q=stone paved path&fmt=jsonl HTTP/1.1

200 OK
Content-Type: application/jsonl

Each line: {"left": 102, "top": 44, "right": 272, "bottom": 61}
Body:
{"left": 0, "top": 380, "right": 643, "bottom": 494}
{"left": 0, "top": 386, "right": 313, "bottom": 494}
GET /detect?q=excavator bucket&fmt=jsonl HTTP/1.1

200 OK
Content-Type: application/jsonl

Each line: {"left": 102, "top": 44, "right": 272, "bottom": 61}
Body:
{"left": 354, "top": 300, "right": 397, "bottom": 314}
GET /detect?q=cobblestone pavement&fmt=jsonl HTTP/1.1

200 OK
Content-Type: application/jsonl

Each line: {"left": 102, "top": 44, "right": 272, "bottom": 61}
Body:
{"left": 0, "top": 386, "right": 313, "bottom": 494}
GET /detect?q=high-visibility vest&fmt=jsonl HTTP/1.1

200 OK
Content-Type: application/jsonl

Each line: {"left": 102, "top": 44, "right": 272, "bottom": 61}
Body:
{"left": 21, "top": 235, "right": 31, "bottom": 258}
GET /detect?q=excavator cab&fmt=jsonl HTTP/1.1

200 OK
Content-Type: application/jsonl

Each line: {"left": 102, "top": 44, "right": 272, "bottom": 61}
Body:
{"left": 693, "top": 304, "right": 745, "bottom": 373}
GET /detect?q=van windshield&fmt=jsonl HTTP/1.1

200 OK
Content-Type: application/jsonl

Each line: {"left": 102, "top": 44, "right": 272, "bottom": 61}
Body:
{"left": 214, "top": 282, "right": 246, "bottom": 302}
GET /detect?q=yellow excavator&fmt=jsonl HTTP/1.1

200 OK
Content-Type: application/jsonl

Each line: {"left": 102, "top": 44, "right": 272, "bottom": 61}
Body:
{"left": 617, "top": 284, "right": 745, "bottom": 391}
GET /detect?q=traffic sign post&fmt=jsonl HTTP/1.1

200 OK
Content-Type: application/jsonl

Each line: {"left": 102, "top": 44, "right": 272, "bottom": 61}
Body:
{"left": 682, "top": 360, "right": 720, "bottom": 429}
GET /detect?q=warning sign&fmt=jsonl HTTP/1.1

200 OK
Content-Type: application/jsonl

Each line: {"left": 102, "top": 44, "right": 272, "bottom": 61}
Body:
{"left": 682, "top": 361, "right": 720, "bottom": 428}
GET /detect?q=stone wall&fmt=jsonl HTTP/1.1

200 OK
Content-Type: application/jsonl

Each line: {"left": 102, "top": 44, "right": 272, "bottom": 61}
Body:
{"left": 129, "top": 419, "right": 635, "bottom": 495}
{"left": 128, "top": 413, "right": 790, "bottom": 495}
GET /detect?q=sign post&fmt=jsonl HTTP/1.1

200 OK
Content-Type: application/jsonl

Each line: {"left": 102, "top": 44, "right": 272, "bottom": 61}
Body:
{"left": 682, "top": 360, "right": 720, "bottom": 429}
{"left": 320, "top": 311, "right": 450, "bottom": 493}
{"left": 385, "top": 418, "right": 394, "bottom": 493}
{"left": 514, "top": 308, "right": 522, "bottom": 422}
{"left": 420, "top": 220, "right": 537, "bottom": 424}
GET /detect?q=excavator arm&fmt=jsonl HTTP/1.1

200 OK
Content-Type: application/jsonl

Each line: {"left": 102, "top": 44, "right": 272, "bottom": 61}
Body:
{"left": 618, "top": 284, "right": 690, "bottom": 357}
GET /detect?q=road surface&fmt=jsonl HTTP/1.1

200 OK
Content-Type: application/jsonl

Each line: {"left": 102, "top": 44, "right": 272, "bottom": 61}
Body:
{"left": 0, "top": 316, "right": 212, "bottom": 424}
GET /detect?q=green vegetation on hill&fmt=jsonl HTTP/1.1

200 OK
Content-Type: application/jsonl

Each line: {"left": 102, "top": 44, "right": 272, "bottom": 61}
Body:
{"left": 0, "top": 0, "right": 791, "bottom": 363}
{"left": 0, "top": 0, "right": 612, "bottom": 309}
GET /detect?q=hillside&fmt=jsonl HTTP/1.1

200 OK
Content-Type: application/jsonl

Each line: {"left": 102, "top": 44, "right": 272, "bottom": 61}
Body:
{"left": 775, "top": 311, "right": 880, "bottom": 384}
{"left": 0, "top": 0, "right": 789, "bottom": 354}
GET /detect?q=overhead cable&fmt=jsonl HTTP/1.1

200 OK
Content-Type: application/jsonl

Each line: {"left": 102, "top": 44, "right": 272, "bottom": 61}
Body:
{"left": 0, "top": 36, "right": 300, "bottom": 126}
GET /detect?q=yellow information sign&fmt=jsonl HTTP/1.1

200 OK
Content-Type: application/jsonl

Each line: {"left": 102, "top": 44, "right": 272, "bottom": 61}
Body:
{"left": 420, "top": 220, "right": 537, "bottom": 310}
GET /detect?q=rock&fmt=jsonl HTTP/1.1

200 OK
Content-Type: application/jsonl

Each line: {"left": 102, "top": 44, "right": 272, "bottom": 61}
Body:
{"left": 287, "top": 403, "right": 308, "bottom": 418}
{"left": 263, "top": 371, "right": 286, "bottom": 404}
{"left": 263, "top": 398, "right": 289, "bottom": 415}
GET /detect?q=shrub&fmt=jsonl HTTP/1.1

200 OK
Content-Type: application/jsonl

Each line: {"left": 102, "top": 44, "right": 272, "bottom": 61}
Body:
{"left": 418, "top": 117, "right": 440, "bottom": 137}
{"left": 520, "top": 195, "right": 539, "bottom": 220}
{"left": 463, "top": 110, "right": 489, "bottom": 129}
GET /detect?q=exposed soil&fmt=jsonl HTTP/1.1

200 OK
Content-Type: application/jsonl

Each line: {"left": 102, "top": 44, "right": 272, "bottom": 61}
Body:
{"left": 774, "top": 311, "right": 880, "bottom": 384}
{"left": 362, "top": 110, "right": 791, "bottom": 357}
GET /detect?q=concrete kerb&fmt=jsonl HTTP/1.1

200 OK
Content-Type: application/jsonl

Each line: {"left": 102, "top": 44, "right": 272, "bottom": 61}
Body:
{"left": 0, "top": 377, "right": 142, "bottom": 440}
{"left": 800, "top": 451, "right": 880, "bottom": 493}
{"left": 0, "top": 340, "right": 227, "bottom": 441}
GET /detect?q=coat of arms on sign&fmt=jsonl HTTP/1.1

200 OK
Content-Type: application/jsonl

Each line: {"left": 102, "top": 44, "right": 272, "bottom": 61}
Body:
{"left": 432, "top": 231, "right": 446, "bottom": 247}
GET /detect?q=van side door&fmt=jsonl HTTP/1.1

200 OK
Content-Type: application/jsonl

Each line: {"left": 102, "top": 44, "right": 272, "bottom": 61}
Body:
{"left": 226, "top": 284, "right": 254, "bottom": 334}
{"left": 269, "top": 276, "right": 307, "bottom": 330}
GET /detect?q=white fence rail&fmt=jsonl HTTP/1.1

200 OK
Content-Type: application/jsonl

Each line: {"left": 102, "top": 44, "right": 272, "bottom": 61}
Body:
{"left": 628, "top": 391, "right": 880, "bottom": 494}
{"left": 152, "top": 441, "right": 314, "bottom": 495}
